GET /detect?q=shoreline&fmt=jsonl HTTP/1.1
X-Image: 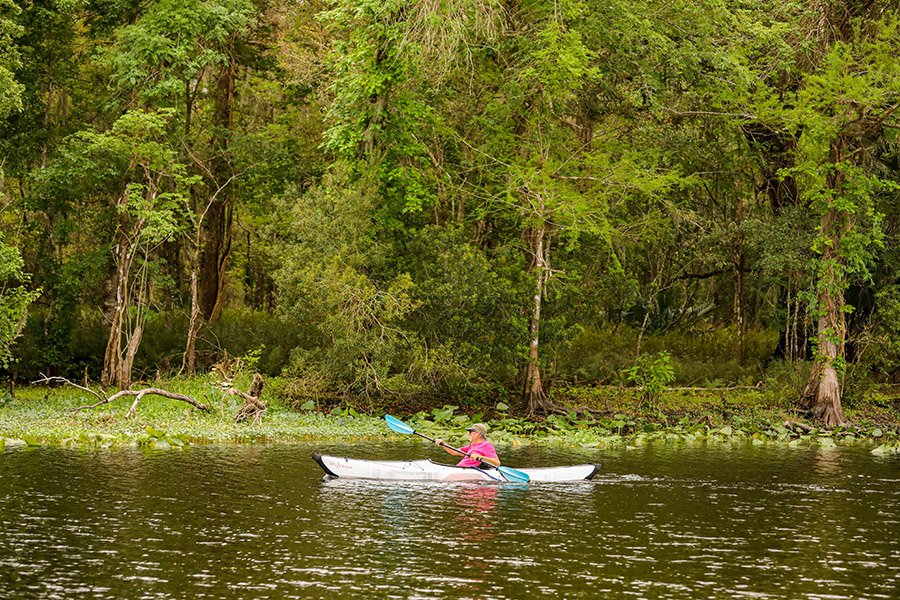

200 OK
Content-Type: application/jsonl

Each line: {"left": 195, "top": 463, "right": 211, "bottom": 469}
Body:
{"left": 2, "top": 378, "right": 898, "bottom": 453}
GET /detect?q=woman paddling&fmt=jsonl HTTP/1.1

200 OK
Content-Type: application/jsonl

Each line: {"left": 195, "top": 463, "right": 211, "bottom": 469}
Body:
{"left": 435, "top": 423, "right": 500, "bottom": 468}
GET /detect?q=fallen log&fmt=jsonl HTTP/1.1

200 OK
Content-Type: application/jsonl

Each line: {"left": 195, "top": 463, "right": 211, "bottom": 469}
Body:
{"left": 784, "top": 419, "right": 815, "bottom": 434}
{"left": 33, "top": 375, "right": 210, "bottom": 417}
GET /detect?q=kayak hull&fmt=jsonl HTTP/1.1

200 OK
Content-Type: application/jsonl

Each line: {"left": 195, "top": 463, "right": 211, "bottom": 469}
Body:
{"left": 312, "top": 453, "right": 600, "bottom": 482}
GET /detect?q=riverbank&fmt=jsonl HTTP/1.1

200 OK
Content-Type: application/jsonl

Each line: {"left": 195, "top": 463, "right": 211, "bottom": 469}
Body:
{"left": 1, "top": 376, "right": 898, "bottom": 453}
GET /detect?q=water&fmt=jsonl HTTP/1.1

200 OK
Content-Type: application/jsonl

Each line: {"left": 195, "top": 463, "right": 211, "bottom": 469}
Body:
{"left": 0, "top": 443, "right": 897, "bottom": 599}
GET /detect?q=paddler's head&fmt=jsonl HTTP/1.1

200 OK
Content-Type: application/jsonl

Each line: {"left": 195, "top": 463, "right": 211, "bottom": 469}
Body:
{"left": 466, "top": 423, "right": 488, "bottom": 442}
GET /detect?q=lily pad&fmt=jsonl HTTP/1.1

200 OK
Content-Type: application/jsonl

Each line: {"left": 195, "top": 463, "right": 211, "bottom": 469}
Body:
{"left": 152, "top": 439, "right": 171, "bottom": 450}
{"left": 816, "top": 437, "right": 837, "bottom": 450}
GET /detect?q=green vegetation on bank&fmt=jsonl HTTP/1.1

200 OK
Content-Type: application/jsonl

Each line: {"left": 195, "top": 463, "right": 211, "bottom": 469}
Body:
{"left": 2, "top": 1, "right": 900, "bottom": 430}
{"left": 2, "top": 377, "right": 897, "bottom": 455}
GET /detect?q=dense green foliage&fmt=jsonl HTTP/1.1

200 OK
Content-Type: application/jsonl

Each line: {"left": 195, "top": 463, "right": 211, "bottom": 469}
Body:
{"left": 0, "top": 236, "right": 39, "bottom": 368}
{"left": 1, "top": 1, "right": 899, "bottom": 424}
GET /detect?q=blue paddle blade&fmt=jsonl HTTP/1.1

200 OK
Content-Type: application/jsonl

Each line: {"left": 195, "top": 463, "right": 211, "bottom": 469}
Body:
{"left": 498, "top": 466, "right": 530, "bottom": 483}
{"left": 384, "top": 414, "right": 415, "bottom": 435}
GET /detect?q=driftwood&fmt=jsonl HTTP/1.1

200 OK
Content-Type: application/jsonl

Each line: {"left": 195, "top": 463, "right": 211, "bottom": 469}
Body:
{"left": 34, "top": 375, "right": 210, "bottom": 418}
{"left": 784, "top": 420, "right": 816, "bottom": 434}
{"left": 229, "top": 373, "right": 267, "bottom": 424}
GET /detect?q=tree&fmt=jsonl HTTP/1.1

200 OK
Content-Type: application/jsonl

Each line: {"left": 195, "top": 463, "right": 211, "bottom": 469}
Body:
{"left": 0, "top": 0, "right": 23, "bottom": 118}
{"left": 44, "top": 110, "right": 195, "bottom": 387}
{"left": 0, "top": 238, "right": 40, "bottom": 370}
{"left": 108, "top": 0, "right": 275, "bottom": 373}
{"left": 747, "top": 4, "right": 900, "bottom": 424}
{"left": 274, "top": 167, "right": 419, "bottom": 396}
{"left": 0, "top": 0, "right": 40, "bottom": 372}
{"left": 789, "top": 16, "right": 898, "bottom": 424}
{"left": 703, "top": 1, "right": 900, "bottom": 422}
{"left": 440, "top": 0, "right": 601, "bottom": 413}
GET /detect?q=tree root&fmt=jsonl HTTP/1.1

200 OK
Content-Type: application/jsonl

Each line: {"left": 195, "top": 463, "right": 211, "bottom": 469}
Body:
{"left": 34, "top": 375, "right": 210, "bottom": 417}
{"left": 230, "top": 373, "right": 267, "bottom": 425}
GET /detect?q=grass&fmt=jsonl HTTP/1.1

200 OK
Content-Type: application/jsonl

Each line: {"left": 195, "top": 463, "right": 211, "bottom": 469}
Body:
{"left": 1, "top": 374, "right": 898, "bottom": 454}
{"left": 0, "top": 375, "right": 387, "bottom": 448}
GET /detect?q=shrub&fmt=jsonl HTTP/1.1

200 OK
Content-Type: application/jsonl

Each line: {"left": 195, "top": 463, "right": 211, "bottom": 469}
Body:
{"left": 626, "top": 351, "right": 676, "bottom": 407}
{"left": 557, "top": 325, "right": 778, "bottom": 387}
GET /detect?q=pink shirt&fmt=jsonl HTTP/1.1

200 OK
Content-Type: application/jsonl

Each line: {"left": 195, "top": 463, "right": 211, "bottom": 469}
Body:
{"left": 457, "top": 440, "right": 498, "bottom": 468}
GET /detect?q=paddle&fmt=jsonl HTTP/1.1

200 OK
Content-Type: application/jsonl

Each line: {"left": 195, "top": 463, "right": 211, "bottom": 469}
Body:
{"left": 384, "top": 414, "right": 530, "bottom": 483}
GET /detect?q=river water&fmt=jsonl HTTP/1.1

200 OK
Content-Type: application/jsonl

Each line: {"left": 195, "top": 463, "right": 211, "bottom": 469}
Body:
{"left": 0, "top": 442, "right": 897, "bottom": 599}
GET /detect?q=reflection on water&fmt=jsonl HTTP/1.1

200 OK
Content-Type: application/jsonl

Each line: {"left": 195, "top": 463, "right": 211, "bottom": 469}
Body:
{"left": 0, "top": 443, "right": 897, "bottom": 599}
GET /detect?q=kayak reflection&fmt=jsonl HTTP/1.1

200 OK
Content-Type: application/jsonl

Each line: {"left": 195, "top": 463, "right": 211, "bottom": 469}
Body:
{"left": 460, "top": 483, "right": 499, "bottom": 513}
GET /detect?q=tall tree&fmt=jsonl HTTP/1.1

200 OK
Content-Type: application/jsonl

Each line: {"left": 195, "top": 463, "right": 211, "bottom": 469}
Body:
{"left": 738, "top": 2, "right": 899, "bottom": 423}
{"left": 430, "top": 0, "right": 605, "bottom": 413}
{"left": 39, "top": 110, "right": 194, "bottom": 387}
{"left": 787, "top": 7, "right": 898, "bottom": 424}
{"left": 108, "top": 0, "right": 275, "bottom": 373}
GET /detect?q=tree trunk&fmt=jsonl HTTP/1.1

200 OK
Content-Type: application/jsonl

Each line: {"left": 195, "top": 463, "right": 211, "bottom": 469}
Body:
{"left": 362, "top": 94, "right": 387, "bottom": 155}
{"left": 119, "top": 321, "right": 143, "bottom": 389}
{"left": 198, "top": 58, "right": 237, "bottom": 322}
{"left": 234, "top": 373, "right": 267, "bottom": 424}
{"left": 101, "top": 232, "right": 134, "bottom": 388}
{"left": 524, "top": 201, "right": 551, "bottom": 415}
{"left": 799, "top": 206, "right": 848, "bottom": 426}
{"left": 102, "top": 177, "right": 156, "bottom": 388}
{"left": 784, "top": 284, "right": 792, "bottom": 362}
{"left": 198, "top": 195, "right": 232, "bottom": 322}
{"left": 733, "top": 194, "right": 745, "bottom": 366}
{"left": 181, "top": 242, "right": 203, "bottom": 376}
{"left": 800, "top": 311, "right": 847, "bottom": 426}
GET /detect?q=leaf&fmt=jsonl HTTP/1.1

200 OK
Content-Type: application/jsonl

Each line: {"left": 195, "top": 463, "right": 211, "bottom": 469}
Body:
{"left": 299, "top": 400, "right": 316, "bottom": 411}
{"left": 870, "top": 444, "right": 891, "bottom": 455}
{"left": 431, "top": 404, "right": 457, "bottom": 422}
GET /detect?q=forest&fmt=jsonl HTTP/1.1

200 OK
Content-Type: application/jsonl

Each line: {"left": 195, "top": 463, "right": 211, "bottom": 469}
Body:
{"left": 1, "top": 0, "right": 899, "bottom": 427}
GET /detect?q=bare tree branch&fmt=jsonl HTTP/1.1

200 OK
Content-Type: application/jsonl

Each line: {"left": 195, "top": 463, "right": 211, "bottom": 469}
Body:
{"left": 33, "top": 375, "right": 210, "bottom": 417}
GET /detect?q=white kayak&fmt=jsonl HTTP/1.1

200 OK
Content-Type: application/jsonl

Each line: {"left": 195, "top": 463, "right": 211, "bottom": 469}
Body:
{"left": 312, "top": 453, "right": 600, "bottom": 482}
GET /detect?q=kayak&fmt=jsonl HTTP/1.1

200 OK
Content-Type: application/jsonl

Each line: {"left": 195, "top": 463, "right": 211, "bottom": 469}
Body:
{"left": 312, "top": 453, "right": 600, "bottom": 482}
